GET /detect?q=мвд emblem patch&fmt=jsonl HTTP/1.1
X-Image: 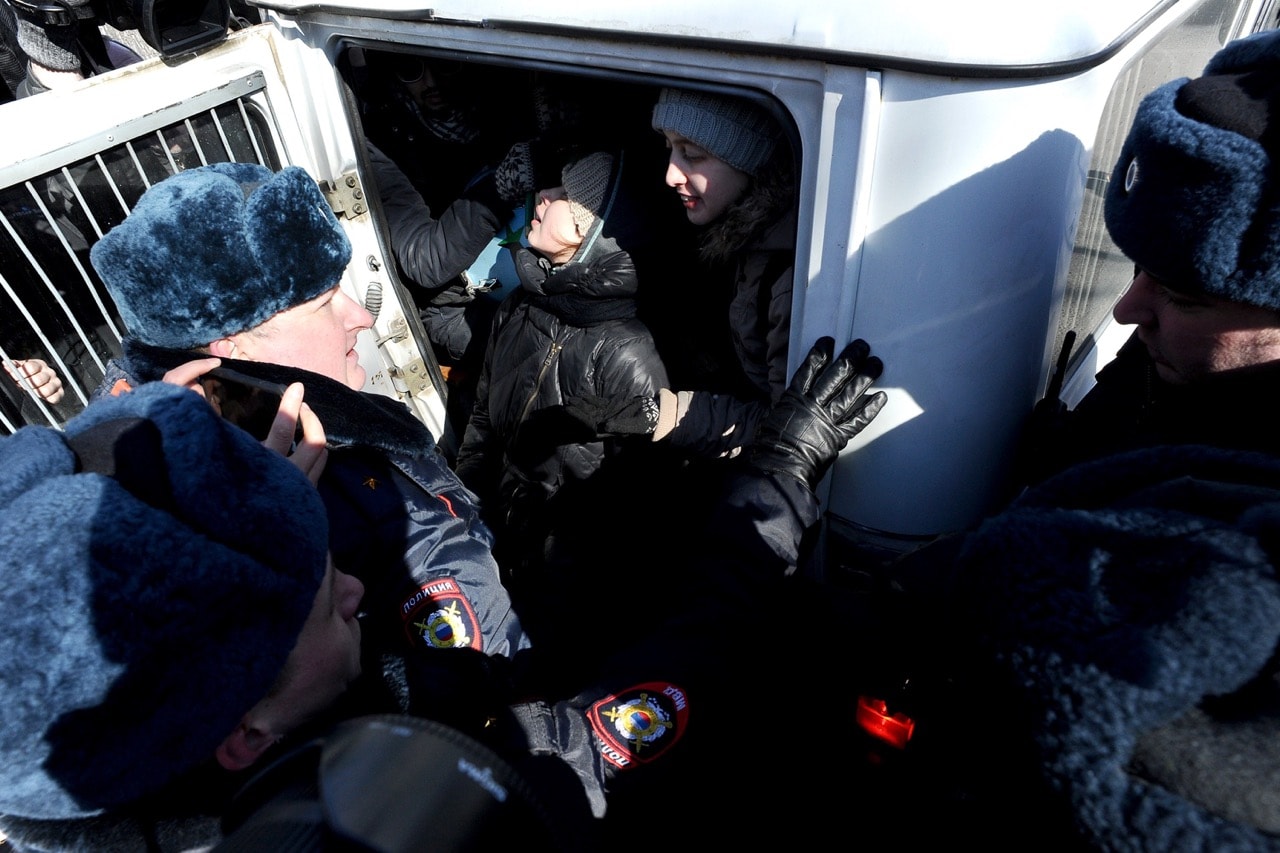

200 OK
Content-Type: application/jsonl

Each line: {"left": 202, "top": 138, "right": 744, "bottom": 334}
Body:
{"left": 588, "top": 681, "right": 689, "bottom": 770}
{"left": 400, "top": 577, "right": 481, "bottom": 651}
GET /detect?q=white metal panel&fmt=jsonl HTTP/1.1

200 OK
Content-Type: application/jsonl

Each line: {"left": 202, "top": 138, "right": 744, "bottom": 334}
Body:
{"left": 0, "top": 25, "right": 448, "bottom": 436}
{"left": 824, "top": 64, "right": 1116, "bottom": 535}
{"left": 258, "top": 0, "right": 1178, "bottom": 68}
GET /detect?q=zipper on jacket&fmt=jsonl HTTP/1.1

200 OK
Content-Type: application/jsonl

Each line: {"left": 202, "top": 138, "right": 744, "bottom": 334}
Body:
{"left": 518, "top": 341, "right": 563, "bottom": 425}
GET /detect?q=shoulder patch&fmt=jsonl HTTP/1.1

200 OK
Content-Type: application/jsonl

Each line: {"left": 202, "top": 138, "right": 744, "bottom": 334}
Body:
{"left": 588, "top": 681, "right": 689, "bottom": 770}
{"left": 400, "top": 577, "right": 482, "bottom": 652}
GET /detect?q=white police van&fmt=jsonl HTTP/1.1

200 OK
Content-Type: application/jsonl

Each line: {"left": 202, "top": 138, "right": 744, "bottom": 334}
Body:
{"left": 1, "top": 0, "right": 1275, "bottom": 574}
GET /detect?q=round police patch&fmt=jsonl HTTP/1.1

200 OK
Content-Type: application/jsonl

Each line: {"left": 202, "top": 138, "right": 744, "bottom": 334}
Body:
{"left": 588, "top": 681, "right": 690, "bottom": 771}
{"left": 400, "top": 577, "right": 482, "bottom": 652}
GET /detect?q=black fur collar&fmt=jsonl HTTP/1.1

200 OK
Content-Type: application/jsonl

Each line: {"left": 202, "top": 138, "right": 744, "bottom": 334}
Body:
{"left": 119, "top": 340, "right": 438, "bottom": 459}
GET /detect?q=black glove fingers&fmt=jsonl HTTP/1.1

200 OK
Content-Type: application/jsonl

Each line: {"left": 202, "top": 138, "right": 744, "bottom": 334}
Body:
{"left": 789, "top": 336, "right": 835, "bottom": 396}
{"left": 746, "top": 337, "right": 887, "bottom": 489}
{"left": 825, "top": 355, "right": 885, "bottom": 422}
{"left": 809, "top": 340, "right": 876, "bottom": 408}
{"left": 846, "top": 390, "right": 888, "bottom": 435}
{"left": 859, "top": 353, "right": 884, "bottom": 382}
{"left": 836, "top": 338, "right": 873, "bottom": 367}
{"left": 809, "top": 356, "right": 857, "bottom": 407}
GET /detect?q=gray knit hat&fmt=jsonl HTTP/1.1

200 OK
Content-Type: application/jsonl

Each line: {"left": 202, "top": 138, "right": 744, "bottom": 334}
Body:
{"left": 90, "top": 162, "right": 352, "bottom": 350}
{"left": 0, "top": 382, "right": 330, "bottom": 820}
{"left": 651, "top": 88, "right": 779, "bottom": 177}
{"left": 562, "top": 152, "right": 615, "bottom": 237}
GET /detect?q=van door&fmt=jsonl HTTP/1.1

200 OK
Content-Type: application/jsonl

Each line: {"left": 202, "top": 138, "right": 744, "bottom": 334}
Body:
{"left": 0, "top": 23, "right": 445, "bottom": 435}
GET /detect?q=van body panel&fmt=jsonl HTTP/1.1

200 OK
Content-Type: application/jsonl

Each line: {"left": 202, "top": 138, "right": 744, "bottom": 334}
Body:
{"left": 829, "top": 66, "right": 1115, "bottom": 534}
{"left": 1, "top": 0, "right": 1274, "bottom": 570}
{"left": 255, "top": 0, "right": 1198, "bottom": 71}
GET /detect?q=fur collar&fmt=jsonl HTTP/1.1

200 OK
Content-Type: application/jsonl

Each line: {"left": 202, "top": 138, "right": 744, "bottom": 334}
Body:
{"left": 118, "top": 340, "right": 438, "bottom": 460}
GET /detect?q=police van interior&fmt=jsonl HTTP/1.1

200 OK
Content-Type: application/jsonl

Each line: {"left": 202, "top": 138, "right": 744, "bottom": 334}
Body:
{"left": 1, "top": 0, "right": 1277, "bottom": 578}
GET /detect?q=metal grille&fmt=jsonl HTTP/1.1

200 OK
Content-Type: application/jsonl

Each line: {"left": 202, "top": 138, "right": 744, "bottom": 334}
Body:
{"left": 0, "top": 94, "right": 280, "bottom": 433}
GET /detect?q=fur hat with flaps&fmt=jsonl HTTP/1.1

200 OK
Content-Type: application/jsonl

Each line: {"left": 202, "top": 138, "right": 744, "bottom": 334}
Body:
{"left": 0, "top": 382, "right": 330, "bottom": 820}
{"left": 90, "top": 162, "right": 352, "bottom": 350}
{"left": 1104, "top": 28, "right": 1280, "bottom": 309}
{"left": 945, "top": 444, "right": 1280, "bottom": 847}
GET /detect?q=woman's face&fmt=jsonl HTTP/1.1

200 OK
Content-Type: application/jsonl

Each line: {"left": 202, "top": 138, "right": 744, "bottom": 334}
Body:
{"left": 527, "top": 186, "right": 582, "bottom": 264}
{"left": 660, "top": 129, "right": 751, "bottom": 226}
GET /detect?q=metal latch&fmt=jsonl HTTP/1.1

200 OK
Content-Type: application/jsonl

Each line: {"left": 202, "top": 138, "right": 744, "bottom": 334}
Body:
{"left": 319, "top": 172, "right": 368, "bottom": 219}
{"left": 375, "top": 316, "right": 410, "bottom": 346}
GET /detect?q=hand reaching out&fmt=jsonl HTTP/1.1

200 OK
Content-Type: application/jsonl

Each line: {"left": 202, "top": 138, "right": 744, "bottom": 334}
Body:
{"left": 747, "top": 337, "right": 887, "bottom": 489}
{"left": 5, "top": 358, "right": 65, "bottom": 404}
{"left": 162, "top": 357, "right": 223, "bottom": 398}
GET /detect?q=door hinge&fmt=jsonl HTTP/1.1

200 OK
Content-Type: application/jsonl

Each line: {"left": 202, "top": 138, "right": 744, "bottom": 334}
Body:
{"left": 320, "top": 172, "right": 368, "bottom": 219}
{"left": 390, "top": 357, "right": 433, "bottom": 395}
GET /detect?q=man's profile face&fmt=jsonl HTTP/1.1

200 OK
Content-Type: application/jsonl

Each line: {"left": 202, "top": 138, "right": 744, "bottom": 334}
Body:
{"left": 236, "top": 286, "right": 374, "bottom": 390}
{"left": 265, "top": 559, "right": 364, "bottom": 731}
{"left": 1113, "top": 269, "right": 1280, "bottom": 384}
{"left": 405, "top": 67, "right": 447, "bottom": 113}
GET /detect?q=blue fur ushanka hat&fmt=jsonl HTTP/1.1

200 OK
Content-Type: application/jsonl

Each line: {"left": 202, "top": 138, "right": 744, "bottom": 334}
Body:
{"left": 1105, "top": 29, "right": 1280, "bottom": 309}
{"left": 949, "top": 445, "right": 1280, "bottom": 848}
{"left": 0, "top": 383, "right": 329, "bottom": 820}
{"left": 90, "top": 162, "right": 353, "bottom": 350}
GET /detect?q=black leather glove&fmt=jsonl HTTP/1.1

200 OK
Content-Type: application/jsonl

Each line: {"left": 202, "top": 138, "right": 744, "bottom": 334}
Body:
{"left": 747, "top": 337, "right": 887, "bottom": 489}
{"left": 561, "top": 394, "right": 660, "bottom": 438}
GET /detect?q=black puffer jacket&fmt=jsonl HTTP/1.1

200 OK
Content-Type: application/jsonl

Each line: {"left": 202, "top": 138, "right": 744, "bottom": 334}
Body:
{"left": 367, "top": 142, "right": 505, "bottom": 306}
{"left": 663, "top": 205, "right": 796, "bottom": 459}
{"left": 454, "top": 153, "right": 668, "bottom": 539}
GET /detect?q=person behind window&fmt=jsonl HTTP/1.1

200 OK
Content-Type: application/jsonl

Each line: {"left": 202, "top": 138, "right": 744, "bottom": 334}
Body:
{"left": 559, "top": 89, "right": 797, "bottom": 462}
{"left": 452, "top": 151, "right": 670, "bottom": 660}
